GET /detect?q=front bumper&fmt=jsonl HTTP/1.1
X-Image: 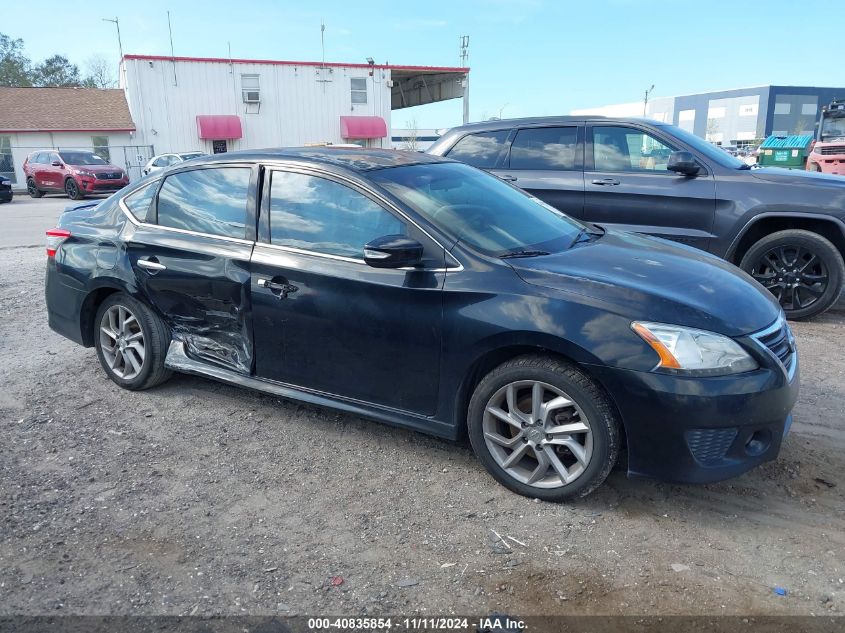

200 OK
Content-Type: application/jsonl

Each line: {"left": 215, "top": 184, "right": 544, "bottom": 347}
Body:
{"left": 77, "top": 176, "right": 129, "bottom": 193}
{"left": 0, "top": 188, "right": 12, "bottom": 202}
{"left": 587, "top": 352, "right": 799, "bottom": 484}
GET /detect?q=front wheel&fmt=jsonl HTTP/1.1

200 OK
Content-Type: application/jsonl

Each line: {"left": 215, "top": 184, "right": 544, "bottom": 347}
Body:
{"left": 65, "top": 178, "right": 84, "bottom": 200}
{"left": 740, "top": 229, "right": 844, "bottom": 320}
{"left": 467, "top": 355, "right": 620, "bottom": 502}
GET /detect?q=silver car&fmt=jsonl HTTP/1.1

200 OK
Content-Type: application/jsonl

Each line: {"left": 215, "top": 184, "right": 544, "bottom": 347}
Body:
{"left": 142, "top": 151, "right": 205, "bottom": 176}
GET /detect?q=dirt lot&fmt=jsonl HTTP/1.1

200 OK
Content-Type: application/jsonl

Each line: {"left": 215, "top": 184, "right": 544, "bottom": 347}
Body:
{"left": 1, "top": 239, "right": 844, "bottom": 617}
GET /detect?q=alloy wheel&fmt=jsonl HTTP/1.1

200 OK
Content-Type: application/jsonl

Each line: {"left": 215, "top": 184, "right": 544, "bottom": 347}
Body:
{"left": 99, "top": 305, "right": 146, "bottom": 380}
{"left": 27, "top": 180, "right": 37, "bottom": 196}
{"left": 482, "top": 380, "right": 593, "bottom": 489}
{"left": 65, "top": 180, "right": 79, "bottom": 198}
{"left": 750, "top": 245, "right": 829, "bottom": 312}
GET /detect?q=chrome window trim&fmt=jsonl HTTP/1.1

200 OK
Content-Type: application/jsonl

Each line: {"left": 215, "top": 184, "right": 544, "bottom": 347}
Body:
{"left": 254, "top": 241, "right": 463, "bottom": 272}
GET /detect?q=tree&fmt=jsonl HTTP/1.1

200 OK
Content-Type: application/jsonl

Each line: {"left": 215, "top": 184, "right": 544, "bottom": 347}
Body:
{"left": 0, "top": 32, "right": 32, "bottom": 87}
{"left": 82, "top": 54, "right": 117, "bottom": 89}
{"left": 33, "top": 55, "right": 81, "bottom": 87}
{"left": 402, "top": 118, "right": 420, "bottom": 152}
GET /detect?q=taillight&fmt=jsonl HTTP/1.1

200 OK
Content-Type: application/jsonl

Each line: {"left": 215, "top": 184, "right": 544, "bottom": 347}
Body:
{"left": 46, "top": 228, "right": 71, "bottom": 258}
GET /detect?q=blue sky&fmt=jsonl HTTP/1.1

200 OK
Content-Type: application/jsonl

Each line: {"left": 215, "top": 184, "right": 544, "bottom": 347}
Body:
{"left": 5, "top": 0, "right": 843, "bottom": 128}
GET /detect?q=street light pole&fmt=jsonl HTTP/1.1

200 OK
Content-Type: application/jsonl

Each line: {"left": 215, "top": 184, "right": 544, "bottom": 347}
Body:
{"left": 643, "top": 84, "right": 655, "bottom": 117}
{"left": 103, "top": 17, "right": 123, "bottom": 61}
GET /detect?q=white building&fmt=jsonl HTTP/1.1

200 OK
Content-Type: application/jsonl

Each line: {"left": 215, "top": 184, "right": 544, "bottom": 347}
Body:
{"left": 0, "top": 87, "right": 136, "bottom": 188}
{"left": 121, "top": 54, "right": 467, "bottom": 156}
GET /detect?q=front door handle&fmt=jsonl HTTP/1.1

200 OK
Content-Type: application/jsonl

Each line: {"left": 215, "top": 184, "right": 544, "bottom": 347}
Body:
{"left": 591, "top": 178, "right": 621, "bottom": 186}
{"left": 498, "top": 174, "right": 518, "bottom": 182}
{"left": 257, "top": 278, "right": 299, "bottom": 299}
{"left": 137, "top": 258, "right": 166, "bottom": 272}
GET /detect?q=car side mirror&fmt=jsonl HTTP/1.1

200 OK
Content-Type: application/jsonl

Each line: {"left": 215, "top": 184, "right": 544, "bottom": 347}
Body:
{"left": 51, "top": 160, "right": 63, "bottom": 167}
{"left": 667, "top": 151, "right": 700, "bottom": 176}
{"left": 363, "top": 235, "right": 424, "bottom": 269}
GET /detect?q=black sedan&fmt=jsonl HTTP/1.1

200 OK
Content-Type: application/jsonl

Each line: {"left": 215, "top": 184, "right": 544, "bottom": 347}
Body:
{"left": 0, "top": 175, "right": 12, "bottom": 202}
{"left": 44, "top": 149, "right": 798, "bottom": 501}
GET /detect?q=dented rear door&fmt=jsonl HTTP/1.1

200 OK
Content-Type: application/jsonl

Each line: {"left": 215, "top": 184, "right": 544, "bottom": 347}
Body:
{"left": 124, "top": 164, "right": 258, "bottom": 373}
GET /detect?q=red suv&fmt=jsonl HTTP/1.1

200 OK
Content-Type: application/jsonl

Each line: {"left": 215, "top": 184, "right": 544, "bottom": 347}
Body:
{"left": 23, "top": 150, "right": 129, "bottom": 200}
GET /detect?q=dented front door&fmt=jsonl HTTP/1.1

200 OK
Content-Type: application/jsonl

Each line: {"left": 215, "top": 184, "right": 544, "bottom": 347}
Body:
{"left": 126, "top": 225, "right": 254, "bottom": 373}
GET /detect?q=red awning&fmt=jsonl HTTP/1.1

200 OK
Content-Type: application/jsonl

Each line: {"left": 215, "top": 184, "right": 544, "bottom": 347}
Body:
{"left": 340, "top": 116, "right": 387, "bottom": 139}
{"left": 196, "top": 115, "right": 243, "bottom": 140}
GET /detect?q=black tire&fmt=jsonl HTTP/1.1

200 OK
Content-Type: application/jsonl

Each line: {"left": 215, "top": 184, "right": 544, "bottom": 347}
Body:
{"left": 808, "top": 162, "right": 822, "bottom": 172}
{"left": 65, "top": 178, "right": 84, "bottom": 200}
{"left": 740, "top": 229, "right": 844, "bottom": 320}
{"left": 27, "top": 178, "right": 43, "bottom": 198}
{"left": 467, "top": 354, "right": 620, "bottom": 502}
{"left": 94, "top": 293, "right": 172, "bottom": 390}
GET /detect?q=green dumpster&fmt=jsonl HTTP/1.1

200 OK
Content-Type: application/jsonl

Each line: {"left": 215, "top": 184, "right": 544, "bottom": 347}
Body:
{"left": 757, "top": 135, "right": 813, "bottom": 169}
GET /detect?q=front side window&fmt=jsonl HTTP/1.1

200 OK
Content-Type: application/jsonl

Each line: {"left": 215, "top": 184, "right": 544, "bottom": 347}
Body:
{"left": 509, "top": 127, "right": 578, "bottom": 170}
{"left": 157, "top": 167, "right": 251, "bottom": 239}
{"left": 269, "top": 171, "right": 403, "bottom": 258}
{"left": 92, "top": 136, "right": 110, "bottom": 162}
{"left": 371, "top": 162, "right": 584, "bottom": 257}
{"left": 592, "top": 126, "right": 677, "bottom": 172}
{"left": 350, "top": 77, "right": 368, "bottom": 104}
{"left": 445, "top": 130, "right": 509, "bottom": 169}
{"left": 123, "top": 181, "right": 158, "bottom": 223}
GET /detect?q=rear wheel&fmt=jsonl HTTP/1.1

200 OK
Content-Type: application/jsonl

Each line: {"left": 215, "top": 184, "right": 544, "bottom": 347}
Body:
{"left": 467, "top": 355, "right": 620, "bottom": 501}
{"left": 740, "top": 229, "right": 845, "bottom": 320}
{"left": 27, "top": 178, "right": 43, "bottom": 198}
{"left": 65, "top": 178, "right": 84, "bottom": 200}
{"left": 94, "top": 293, "right": 172, "bottom": 390}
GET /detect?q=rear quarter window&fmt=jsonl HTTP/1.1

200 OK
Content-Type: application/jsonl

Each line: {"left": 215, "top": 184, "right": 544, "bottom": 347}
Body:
{"left": 445, "top": 130, "right": 510, "bottom": 169}
{"left": 122, "top": 181, "right": 159, "bottom": 223}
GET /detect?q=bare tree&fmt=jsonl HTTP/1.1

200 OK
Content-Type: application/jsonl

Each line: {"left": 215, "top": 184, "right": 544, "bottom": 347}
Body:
{"left": 706, "top": 118, "right": 720, "bottom": 142}
{"left": 82, "top": 54, "right": 117, "bottom": 89}
{"left": 402, "top": 118, "right": 420, "bottom": 152}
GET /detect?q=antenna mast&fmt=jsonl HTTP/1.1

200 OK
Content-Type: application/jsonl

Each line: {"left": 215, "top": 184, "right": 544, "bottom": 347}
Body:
{"left": 167, "top": 11, "right": 178, "bottom": 86}
{"left": 459, "top": 35, "right": 470, "bottom": 124}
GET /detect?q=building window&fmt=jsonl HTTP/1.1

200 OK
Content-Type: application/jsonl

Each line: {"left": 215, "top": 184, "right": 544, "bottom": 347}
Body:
{"left": 241, "top": 74, "right": 260, "bottom": 103}
{"left": 351, "top": 77, "right": 368, "bottom": 104}
{"left": 0, "top": 135, "right": 15, "bottom": 183}
{"left": 739, "top": 104, "right": 758, "bottom": 116}
{"left": 91, "top": 136, "right": 110, "bottom": 162}
{"left": 707, "top": 106, "right": 726, "bottom": 119}
{"left": 774, "top": 102, "right": 791, "bottom": 115}
{"left": 802, "top": 102, "right": 817, "bottom": 116}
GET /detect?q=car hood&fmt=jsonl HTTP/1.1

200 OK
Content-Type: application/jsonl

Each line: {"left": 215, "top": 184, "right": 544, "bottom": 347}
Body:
{"left": 751, "top": 166, "right": 845, "bottom": 187}
{"left": 508, "top": 229, "right": 781, "bottom": 337}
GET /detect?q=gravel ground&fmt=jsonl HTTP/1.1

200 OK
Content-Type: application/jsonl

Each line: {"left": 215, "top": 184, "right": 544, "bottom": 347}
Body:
{"left": 1, "top": 245, "right": 844, "bottom": 617}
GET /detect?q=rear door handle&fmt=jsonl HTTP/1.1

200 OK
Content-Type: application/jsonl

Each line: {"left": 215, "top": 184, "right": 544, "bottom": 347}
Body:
{"left": 591, "top": 178, "right": 621, "bottom": 186}
{"left": 257, "top": 278, "right": 299, "bottom": 298}
{"left": 137, "top": 258, "right": 166, "bottom": 272}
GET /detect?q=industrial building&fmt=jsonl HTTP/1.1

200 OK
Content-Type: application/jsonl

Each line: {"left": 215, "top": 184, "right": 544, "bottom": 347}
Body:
{"left": 572, "top": 85, "right": 845, "bottom": 146}
{"left": 121, "top": 54, "right": 468, "bottom": 156}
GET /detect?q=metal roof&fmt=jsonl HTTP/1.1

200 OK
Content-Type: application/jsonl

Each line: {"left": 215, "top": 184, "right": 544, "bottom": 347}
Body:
{"left": 760, "top": 135, "right": 814, "bottom": 149}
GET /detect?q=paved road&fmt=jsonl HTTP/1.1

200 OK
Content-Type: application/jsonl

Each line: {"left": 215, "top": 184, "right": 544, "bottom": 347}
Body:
{"left": 0, "top": 194, "right": 109, "bottom": 249}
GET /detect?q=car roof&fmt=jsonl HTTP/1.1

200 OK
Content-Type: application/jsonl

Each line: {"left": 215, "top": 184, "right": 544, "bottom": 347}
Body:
{"left": 443, "top": 115, "right": 664, "bottom": 132}
{"left": 191, "top": 147, "right": 451, "bottom": 172}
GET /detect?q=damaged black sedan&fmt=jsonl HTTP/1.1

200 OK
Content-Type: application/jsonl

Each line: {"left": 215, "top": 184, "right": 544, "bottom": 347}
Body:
{"left": 45, "top": 149, "right": 798, "bottom": 501}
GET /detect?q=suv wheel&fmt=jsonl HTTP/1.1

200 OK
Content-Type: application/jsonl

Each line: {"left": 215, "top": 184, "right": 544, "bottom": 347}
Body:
{"left": 65, "top": 178, "right": 84, "bottom": 200}
{"left": 94, "top": 293, "right": 172, "bottom": 390}
{"left": 467, "top": 355, "right": 620, "bottom": 501}
{"left": 27, "top": 178, "right": 43, "bottom": 198}
{"left": 740, "top": 229, "right": 845, "bottom": 320}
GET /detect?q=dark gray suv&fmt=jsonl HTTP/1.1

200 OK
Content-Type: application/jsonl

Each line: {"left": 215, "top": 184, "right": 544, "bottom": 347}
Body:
{"left": 428, "top": 117, "right": 845, "bottom": 320}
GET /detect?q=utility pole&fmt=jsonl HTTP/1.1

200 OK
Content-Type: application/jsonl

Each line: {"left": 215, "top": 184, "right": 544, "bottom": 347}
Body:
{"left": 102, "top": 17, "right": 123, "bottom": 60}
{"left": 167, "top": 11, "right": 178, "bottom": 86}
{"left": 459, "top": 35, "right": 470, "bottom": 124}
{"left": 643, "top": 84, "right": 655, "bottom": 116}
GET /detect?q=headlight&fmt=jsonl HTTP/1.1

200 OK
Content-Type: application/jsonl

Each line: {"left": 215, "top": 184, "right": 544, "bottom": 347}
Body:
{"left": 631, "top": 322, "right": 758, "bottom": 376}
{"left": 74, "top": 169, "right": 95, "bottom": 178}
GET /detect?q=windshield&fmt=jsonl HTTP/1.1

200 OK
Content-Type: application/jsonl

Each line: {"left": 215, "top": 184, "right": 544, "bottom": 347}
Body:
{"left": 370, "top": 162, "right": 585, "bottom": 257}
{"left": 59, "top": 151, "right": 108, "bottom": 166}
{"left": 821, "top": 114, "right": 845, "bottom": 140}
{"left": 655, "top": 123, "right": 747, "bottom": 169}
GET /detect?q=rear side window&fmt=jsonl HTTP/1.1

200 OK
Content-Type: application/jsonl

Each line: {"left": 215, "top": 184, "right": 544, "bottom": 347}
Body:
{"left": 509, "top": 127, "right": 578, "bottom": 170}
{"left": 445, "top": 130, "right": 509, "bottom": 169}
{"left": 123, "top": 181, "right": 158, "bottom": 223}
{"left": 157, "top": 167, "right": 251, "bottom": 239}
{"left": 269, "top": 171, "right": 404, "bottom": 259}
